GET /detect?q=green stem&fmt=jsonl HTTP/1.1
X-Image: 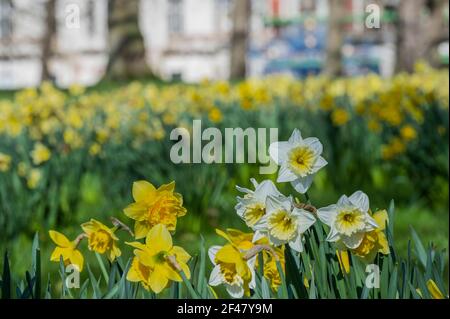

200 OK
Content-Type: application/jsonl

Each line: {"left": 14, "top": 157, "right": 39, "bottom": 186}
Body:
{"left": 304, "top": 192, "right": 311, "bottom": 204}
{"left": 95, "top": 252, "right": 109, "bottom": 285}
{"left": 276, "top": 260, "right": 289, "bottom": 299}
{"left": 180, "top": 270, "right": 200, "bottom": 299}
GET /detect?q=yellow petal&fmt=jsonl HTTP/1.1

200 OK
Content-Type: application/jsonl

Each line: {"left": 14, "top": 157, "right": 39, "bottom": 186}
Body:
{"left": 148, "top": 266, "right": 169, "bottom": 293}
{"left": 170, "top": 246, "right": 191, "bottom": 264}
{"left": 336, "top": 250, "right": 350, "bottom": 274}
{"left": 125, "top": 241, "right": 147, "bottom": 251}
{"left": 427, "top": 279, "right": 445, "bottom": 299}
{"left": 80, "top": 220, "right": 99, "bottom": 235}
{"left": 132, "top": 181, "right": 156, "bottom": 202}
{"left": 135, "top": 249, "right": 155, "bottom": 268}
{"left": 124, "top": 203, "right": 148, "bottom": 222}
{"left": 146, "top": 224, "right": 172, "bottom": 252}
{"left": 50, "top": 247, "right": 68, "bottom": 262}
{"left": 127, "top": 258, "right": 143, "bottom": 282}
{"left": 180, "top": 262, "right": 191, "bottom": 280}
{"left": 373, "top": 210, "right": 388, "bottom": 231}
{"left": 158, "top": 181, "right": 175, "bottom": 193}
{"left": 215, "top": 244, "right": 242, "bottom": 264}
{"left": 163, "top": 263, "right": 182, "bottom": 282}
{"left": 134, "top": 221, "right": 150, "bottom": 240}
{"left": 69, "top": 249, "right": 84, "bottom": 272}
{"left": 49, "top": 230, "right": 72, "bottom": 248}
{"left": 377, "top": 233, "right": 390, "bottom": 255}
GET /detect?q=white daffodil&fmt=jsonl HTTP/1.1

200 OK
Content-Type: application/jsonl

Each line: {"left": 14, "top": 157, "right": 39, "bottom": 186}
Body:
{"left": 208, "top": 245, "right": 256, "bottom": 298}
{"left": 253, "top": 195, "right": 316, "bottom": 252}
{"left": 235, "top": 178, "right": 282, "bottom": 229}
{"left": 317, "top": 190, "right": 379, "bottom": 249}
{"left": 269, "top": 129, "right": 327, "bottom": 194}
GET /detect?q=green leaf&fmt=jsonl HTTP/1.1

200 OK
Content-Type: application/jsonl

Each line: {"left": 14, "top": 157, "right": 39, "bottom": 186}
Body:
{"left": 1, "top": 251, "right": 11, "bottom": 299}
{"left": 410, "top": 227, "right": 427, "bottom": 268}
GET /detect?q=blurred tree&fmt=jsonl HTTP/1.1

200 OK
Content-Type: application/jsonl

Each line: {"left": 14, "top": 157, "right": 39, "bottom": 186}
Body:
{"left": 41, "top": 0, "right": 56, "bottom": 82}
{"left": 229, "top": 0, "right": 251, "bottom": 80}
{"left": 324, "top": 0, "right": 345, "bottom": 78}
{"left": 104, "top": 0, "right": 151, "bottom": 80}
{"left": 395, "top": 0, "right": 448, "bottom": 72}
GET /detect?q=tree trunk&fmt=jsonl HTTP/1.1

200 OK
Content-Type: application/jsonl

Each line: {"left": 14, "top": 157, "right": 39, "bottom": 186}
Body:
{"left": 324, "top": 0, "right": 345, "bottom": 78}
{"left": 395, "top": 0, "right": 427, "bottom": 73}
{"left": 105, "top": 0, "right": 151, "bottom": 80}
{"left": 229, "top": 0, "right": 251, "bottom": 80}
{"left": 41, "top": 0, "right": 56, "bottom": 82}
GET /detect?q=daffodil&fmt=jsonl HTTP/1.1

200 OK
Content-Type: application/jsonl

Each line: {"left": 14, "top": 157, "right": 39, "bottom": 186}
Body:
{"left": 81, "top": 219, "right": 121, "bottom": 262}
{"left": 208, "top": 243, "right": 256, "bottom": 298}
{"left": 31, "top": 142, "right": 51, "bottom": 165}
{"left": 351, "top": 209, "right": 389, "bottom": 262}
{"left": 235, "top": 179, "right": 282, "bottom": 229}
{"left": 317, "top": 191, "right": 378, "bottom": 249}
{"left": 0, "top": 152, "right": 11, "bottom": 172}
{"left": 269, "top": 129, "right": 327, "bottom": 193}
{"left": 126, "top": 224, "right": 191, "bottom": 294}
{"left": 49, "top": 230, "right": 84, "bottom": 271}
{"left": 253, "top": 194, "right": 316, "bottom": 252}
{"left": 123, "top": 180, "right": 187, "bottom": 239}
{"left": 253, "top": 236, "right": 285, "bottom": 291}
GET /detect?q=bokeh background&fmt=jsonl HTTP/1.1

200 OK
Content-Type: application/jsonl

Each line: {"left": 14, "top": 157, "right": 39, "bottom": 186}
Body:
{"left": 0, "top": 0, "right": 448, "bottom": 281}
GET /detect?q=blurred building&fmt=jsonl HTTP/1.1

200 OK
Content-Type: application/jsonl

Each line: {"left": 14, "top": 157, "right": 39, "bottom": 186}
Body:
{"left": 0, "top": 0, "right": 447, "bottom": 89}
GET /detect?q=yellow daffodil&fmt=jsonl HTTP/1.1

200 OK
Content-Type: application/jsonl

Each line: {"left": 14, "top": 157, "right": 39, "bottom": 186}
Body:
{"left": 126, "top": 224, "right": 191, "bottom": 294}
{"left": 124, "top": 180, "right": 187, "bottom": 239}
{"left": 269, "top": 129, "right": 327, "bottom": 194}
{"left": 336, "top": 250, "right": 350, "bottom": 274}
{"left": 31, "top": 142, "right": 52, "bottom": 165}
{"left": 81, "top": 219, "right": 121, "bottom": 262}
{"left": 49, "top": 230, "right": 84, "bottom": 271}
{"left": 208, "top": 243, "right": 255, "bottom": 298}
{"left": 27, "top": 168, "right": 42, "bottom": 189}
{"left": 318, "top": 191, "right": 378, "bottom": 249}
{"left": 352, "top": 209, "right": 390, "bottom": 262}
{"left": 0, "top": 152, "right": 11, "bottom": 172}
{"left": 426, "top": 279, "right": 446, "bottom": 299}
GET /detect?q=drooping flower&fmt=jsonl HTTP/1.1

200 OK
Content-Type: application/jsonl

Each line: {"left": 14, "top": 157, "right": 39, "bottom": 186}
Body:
{"left": 269, "top": 129, "right": 327, "bottom": 193}
{"left": 235, "top": 179, "right": 282, "bottom": 229}
{"left": 123, "top": 180, "right": 187, "bottom": 239}
{"left": 208, "top": 243, "right": 255, "bottom": 298}
{"left": 31, "top": 142, "right": 51, "bottom": 165}
{"left": 126, "top": 224, "right": 191, "bottom": 294}
{"left": 351, "top": 209, "right": 390, "bottom": 262}
{"left": 81, "top": 219, "right": 121, "bottom": 262}
{"left": 253, "top": 194, "right": 316, "bottom": 252}
{"left": 49, "top": 230, "right": 84, "bottom": 272}
{"left": 317, "top": 191, "right": 378, "bottom": 249}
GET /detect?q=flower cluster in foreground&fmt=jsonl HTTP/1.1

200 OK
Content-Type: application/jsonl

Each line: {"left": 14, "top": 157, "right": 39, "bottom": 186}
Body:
{"left": 46, "top": 129, "right": 448, "bottom": 299}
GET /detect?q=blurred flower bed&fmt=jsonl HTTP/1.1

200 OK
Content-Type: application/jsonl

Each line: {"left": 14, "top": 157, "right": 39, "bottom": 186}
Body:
{"left": 0, "top": 64, "right": 448, "bottom": 257}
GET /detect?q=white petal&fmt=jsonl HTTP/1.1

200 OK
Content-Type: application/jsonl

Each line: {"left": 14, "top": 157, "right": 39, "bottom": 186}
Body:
{"left": 288, "top": 129, "right": 303, "bottom": 144}
{"left": 208, "top": 265, "right": 223, "bottom": 286}
{"left": 342, "top": 232, "right": 364, "bottom": 249}
{"left": 349, "top": 191, "right": 369, "bottom": 213}
{"left": 226, "top": 284, "right": 245, "bottom": 298}
{"left": 277, "top": 164, "right": 297, "bottom": 183}
{"left": 252, "top": 215, "right": 268, "bottom": 231}
{"left": 254, "top": 180, "right": 282, "bottom": 202}
{"left": 265, "top": 195, "right": 283, "bottom": 215}
{"left": 269, "top": 141, "right": 291, "bottom": 165}
{"left": 303, "top": 137, "right": 323, "bottom": 155}
{"left": 252, "top": 230, "right": 266, "bottom": 243}
{"left": 250, "top": 178, "right": 259, "bottom": 188}
{"left": 291, "top": 174, "right": 314, "bottom": 194}
{"left": 312, "top": 156, "right": 328, "bottom": 173}
{"left": 366, "top": 215, "right": 379, "bottom": 230}
{"left": 337, "top": 194, "right": 351, "bottom": 207}
{"left": 288, "top": 233, "right": 304, "bottom": 252}
{"left": 208, "top": 246, "right": 221, "bottom": 264}
{"left": 317, "top": 204, "right": 338, "bottom": 226}
{"left": 326, "top": 226, "right": 341, "bottom": 242}
{"left": 268, "top": 233, "right": 287, "bottom": 246}
{"left": 294, "top": 208, "right": 316, "bottom": 233}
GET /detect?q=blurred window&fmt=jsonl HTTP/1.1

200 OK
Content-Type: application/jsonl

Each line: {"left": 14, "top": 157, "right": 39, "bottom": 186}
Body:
{"left": 168, "top": 0, "right": 183, "bottom": 35}
{"left": 0, "top": 0, "right": 13, "bottom": 39}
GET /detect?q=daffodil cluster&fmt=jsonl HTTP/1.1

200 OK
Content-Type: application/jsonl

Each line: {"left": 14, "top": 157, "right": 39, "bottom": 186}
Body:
{"left": 209, "top": 129, "right": 390, "bottom": 298}
{"left": 49, "top": 180, "right": 190, "bottom": 295}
